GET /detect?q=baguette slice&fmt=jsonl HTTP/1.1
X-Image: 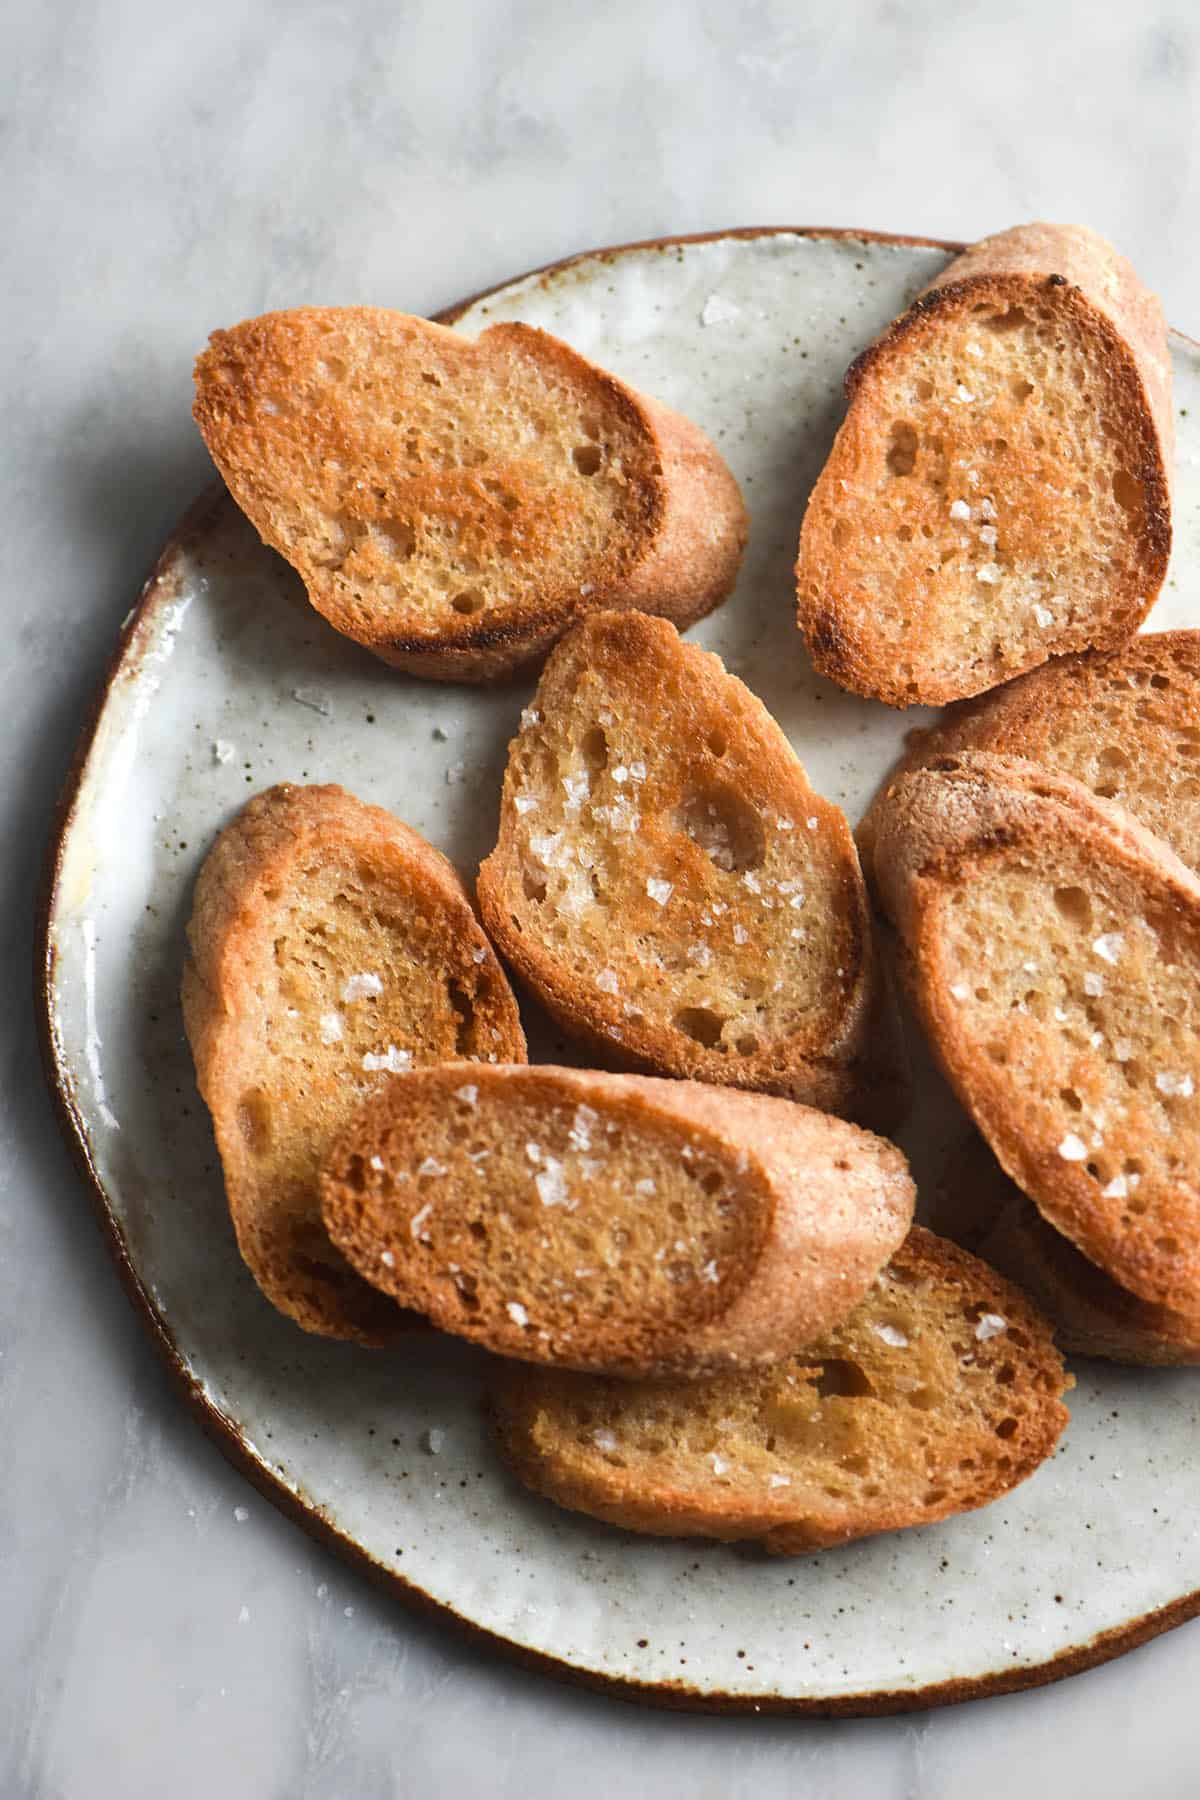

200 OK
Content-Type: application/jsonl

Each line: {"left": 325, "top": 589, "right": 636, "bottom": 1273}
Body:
{"left": 477, "top": 610, "right": 908, "bottom": 1132}
{"left": 193, "top": 308, "right": 748, "bottom": 682}
{"left": 859, "top": 630, "right": 1200, "bottom": 888}
{"left": 873, "top": 751, "right": 1200, "bottom": 1320}
{"left": 491, "top": 1226, "right": 1070, "bottom": 1551}
{"left": 182, "top": 784, "right": 526, "bottom": 1342}
{"left": 796, "top": 223, "right": 1173, "bottom": 707}
{"left": 944, "top": 1136, "right": 1200, "bottom": 1366}
{"left": 319, "top": 1065, "right": 914, "bottom": 1380}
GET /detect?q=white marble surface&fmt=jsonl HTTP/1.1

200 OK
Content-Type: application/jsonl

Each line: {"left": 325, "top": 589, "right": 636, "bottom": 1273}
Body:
{"left": 7, "top": 2, "right": 1200, "bottom": 1793}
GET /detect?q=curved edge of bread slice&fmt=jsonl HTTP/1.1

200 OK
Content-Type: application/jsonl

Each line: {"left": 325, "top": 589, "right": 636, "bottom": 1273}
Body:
{"left": 796, "top": 223, "right": 1173, "bottom": 708}
{"left": 871, "top": 750, "right": 1200, "bottom": 1321}
{"left": 182, "top": 782, "right": 526, "bottom": 1342}
{"left": 193, "top": 309, "right": 748, "bottom": 682}
{"left": 319, "top": 1065, "right": 915, "bottom": 1379}
{"left": 489, "top": 1226, "right": 1071, "bottom": 1552}
{"left": 942, "top": 1135, "right": 1200, "bottom": 1367}
{"left": 477, "top": 609, "right": 909, "bottom": 1133}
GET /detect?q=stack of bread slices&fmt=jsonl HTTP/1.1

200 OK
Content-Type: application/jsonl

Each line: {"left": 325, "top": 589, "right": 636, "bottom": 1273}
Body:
{"left": 182, "top": 220, "right": 1190, "bottom": 1556}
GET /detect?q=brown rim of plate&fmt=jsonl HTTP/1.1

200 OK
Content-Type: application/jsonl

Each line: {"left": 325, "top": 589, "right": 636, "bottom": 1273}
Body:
{"left": 32, "top": 225, "right": 1200, "bottom": 1718}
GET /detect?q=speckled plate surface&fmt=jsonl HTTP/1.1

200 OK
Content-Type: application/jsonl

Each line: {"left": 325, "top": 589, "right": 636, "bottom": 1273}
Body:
{"left": 38, "top": 229, "right": 1200, "bottom": 1713}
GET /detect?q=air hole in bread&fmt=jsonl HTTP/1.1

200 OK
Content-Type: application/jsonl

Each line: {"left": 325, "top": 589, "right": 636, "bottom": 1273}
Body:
{"left": 522, "top": 871, "right": 547, "bottom": 904}
{"left": 984, "top": 307, "right": 1028, "bottom": 333}
{"left": 451, "top": 589, "right": 485, "bottom": 615}
{"left": 886, "top": 421, "right": 918, "bottom": 477}
{"left": 913, "top": 378, "right": 934, "bottom": 402}
{"left": 237, "top": 1088, "right": 273, "bottom": 1155}
{"left": 1059, "top": 1087, "right": 1083, "bottom": 1112}
{"left": 673, "top": 1006, "right": 726, "bottom": 1049}
{"left": 813, "top": 1358, "right": 874, "bottom": 1400}
{"left": 995, "top": 1417, "right": 1019, "bottom": 1439}
{"left": 1011, "top": 378, "right": 1035, "bottom": 400}
{"left": 318, "top": 355, "right": 348, "bottom": 382}
{"left": 736, "top": 1035, "right": 759, "bottom": 1056}
{"left": 705, "top": 729, "right": 728, "bottom": 758}
{"left": 343, "top": 1154, "right": 367, "bottom": 1194}
{"left": 581, "top": 726, "right": 609, "bottom": 772}
{"left": 1052, "top": 885, "right": 1092, "bottom": 929}
{"left": 448, "top": 978, "right": 477, "bottom": 1054}
{"left": 420, "top": 370, "right": 441, "bottom": 387}
{"left": 378, "top": 519, "right": 416, "bottom": 560}
{"left": 1112, "top": 467, "right": 1142, "bottom": 513}
{"left": 573, "top": 444, "right": 603, "bottom": 476}
{"left": 831, "top": 518, "right": 851, "bottom": 549}
{"left": 678, "top": 781, "right": 766, "bottom": 873}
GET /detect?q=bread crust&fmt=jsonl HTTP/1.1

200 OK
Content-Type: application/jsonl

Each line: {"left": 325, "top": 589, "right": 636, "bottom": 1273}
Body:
{"left": 194, "top": 309, "right": 748, "bottom": 682}
{"left": 796, "top": 224, "right": 1173, "bottom": 707}
{"left": 478, "top": 610, "right": 909, "bottom": 1132}
{"left": 490, "top": 1226, "right": 1070, "bottom": 1551}
{"left": 872, "top": 752, "right": 1200, "bottom": 1319}
{"left": 858, "top": 630, "right": 1200, "bottom": 890}
{"left": 182, "top": 783, "right": 526, "bottom": 1342}
{"left": 943, "top": 1135, "right": 1200, "bottom": 1366}
{"left": 319, "top": 1065, "right": 915, "bottom": 1379}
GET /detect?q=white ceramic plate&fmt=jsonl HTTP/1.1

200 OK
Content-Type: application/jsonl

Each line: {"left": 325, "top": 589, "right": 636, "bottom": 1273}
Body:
{"left": 39, "top": 228, "right": 1200, "bottom": 1714}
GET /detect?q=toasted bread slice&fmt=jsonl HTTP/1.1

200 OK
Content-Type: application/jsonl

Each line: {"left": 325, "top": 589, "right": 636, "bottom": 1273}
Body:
{"left": 859, "top": 631, "right": 1200, "bottom": 888}
{"left": 491, "top": 1226, "right": 1069, "bottom": 1551}
{"left": 193, "top": 308, "right": 748, "bottom": 682}
{"left": 318, "top": 1065, "right": 914, "bottom": 1380}
{"left": 182, "top": 784, "right": 526, "bottom": 1342}
{"left": 796, "top": 224, "right": 1173, "bottom": 707}
{"left": 872, "top": 751, "right": 1200, "bottom": 1320}
{"left": 942, "top": 1136, "right": 1200, "bottom": 1366}
{"left": 476, "top": 610, "right": 908, "bottom": 1131}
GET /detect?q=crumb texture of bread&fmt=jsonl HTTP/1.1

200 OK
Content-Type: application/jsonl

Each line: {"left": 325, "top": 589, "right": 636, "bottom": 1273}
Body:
{"left": 181, "top": 783, "right": 526, "bottom": 1342}
{"left": 859, "top": 631, "right": 1200, "bottom": 886}
{"left": 477, "top": 610, "right": 907, "bottom": 1131}
{"left": 193, "top": 308, "right": 748, "bottom": 681}
{"left": 319, "top": 1065, "right": 915, "bottom": 1379}
{"left": 872, "top": 752, "right": 1200, "bottom": 1320}
{"left": 796, "top": 223, "right": 1173, "bottom": 707}
{"left": 491, "top": 1227, "right": 1070, "bottom": 1551}
{"left": 943, "top": 1135, "right": 1200, "bottom": 1366}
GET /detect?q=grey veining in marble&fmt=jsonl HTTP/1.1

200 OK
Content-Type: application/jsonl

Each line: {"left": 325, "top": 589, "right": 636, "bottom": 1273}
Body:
{"left": 7, "top": 2, "right": 1200, "bottom": 1795}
